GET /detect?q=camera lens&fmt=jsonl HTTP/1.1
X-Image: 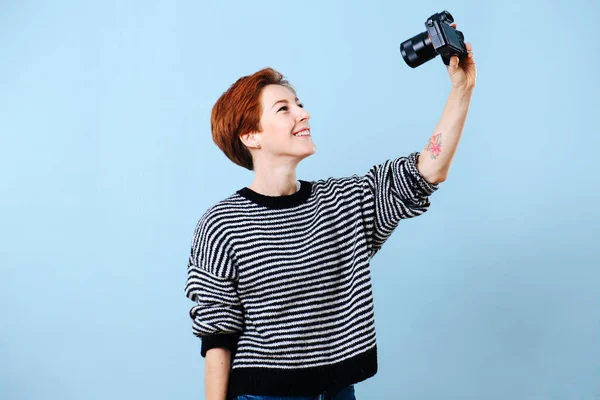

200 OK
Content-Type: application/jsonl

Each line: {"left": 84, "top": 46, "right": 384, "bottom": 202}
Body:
{"left": 400, "top": 31, "right": 437, "bottom": 68}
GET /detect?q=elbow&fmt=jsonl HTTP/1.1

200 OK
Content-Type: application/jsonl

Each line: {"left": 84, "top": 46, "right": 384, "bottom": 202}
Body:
{"left": 424, "top": 171, "right": 447, "bottom": 184}
{"left": 431, "top": 173, "right": 447, "bottom": 184}
{"left": 417, "top": 155, "right": 447, "bottom": 185}
{"left": 430, "top": 166, "right": 449, "bottom": 184}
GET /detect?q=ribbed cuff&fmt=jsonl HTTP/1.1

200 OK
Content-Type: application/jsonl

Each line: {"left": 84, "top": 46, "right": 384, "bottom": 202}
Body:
{"left": 406, "top": 152, "right": 439, "bottom": 197}
{"left": 201, "top": 333, "right": 240, "bottom": 358}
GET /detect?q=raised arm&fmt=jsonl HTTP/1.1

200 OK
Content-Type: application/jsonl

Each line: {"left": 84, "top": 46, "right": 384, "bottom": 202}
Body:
{"left": 417, "top": 40, "right": 477, "bottom": 184}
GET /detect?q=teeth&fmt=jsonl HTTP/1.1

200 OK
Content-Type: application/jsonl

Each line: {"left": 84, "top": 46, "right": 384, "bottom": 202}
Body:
{"left": 294, "top": 130, "right": 310, "bottom": 137}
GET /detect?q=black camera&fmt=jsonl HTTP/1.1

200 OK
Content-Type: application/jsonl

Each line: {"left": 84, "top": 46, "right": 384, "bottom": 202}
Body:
{"left": 400, "top": 10, "right": 468, "bottom": 68}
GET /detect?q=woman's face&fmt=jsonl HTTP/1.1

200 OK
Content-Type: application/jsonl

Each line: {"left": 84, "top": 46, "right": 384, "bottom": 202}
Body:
{"left": 255, "top": 84, "right": 315, "bottom": 160}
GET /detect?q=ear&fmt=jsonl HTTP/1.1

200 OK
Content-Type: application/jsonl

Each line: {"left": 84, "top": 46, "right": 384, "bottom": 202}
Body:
{"left": 240, "top": 131, "right": 260, "bottom": 149}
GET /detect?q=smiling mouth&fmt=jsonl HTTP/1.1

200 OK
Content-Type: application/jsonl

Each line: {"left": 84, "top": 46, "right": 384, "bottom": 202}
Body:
{"left": 293, "top": 128, "right": 311, "bottom": 137}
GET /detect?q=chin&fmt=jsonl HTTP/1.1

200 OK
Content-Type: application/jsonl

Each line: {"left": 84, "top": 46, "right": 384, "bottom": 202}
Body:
{"left": 284, "top": 143, "right": 316, "bottom": 161}
{"left": 304, "top": 144, "right": 317, "bottom": 157}
{"left": 296, "top": 147, "right": 316, "bottom": 161}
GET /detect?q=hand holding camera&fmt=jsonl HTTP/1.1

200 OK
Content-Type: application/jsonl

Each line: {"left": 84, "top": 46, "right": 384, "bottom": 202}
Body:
{"left": 401, "top": 11, "right": 476, "bottom": 91}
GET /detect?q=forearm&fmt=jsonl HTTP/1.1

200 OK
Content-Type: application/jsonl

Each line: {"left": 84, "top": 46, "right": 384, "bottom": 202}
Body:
{"left": 417, "top": 87, "right": 474, "bottom": 183}
{"left": 205, "top": 348, "right": 231, "bottom": 400}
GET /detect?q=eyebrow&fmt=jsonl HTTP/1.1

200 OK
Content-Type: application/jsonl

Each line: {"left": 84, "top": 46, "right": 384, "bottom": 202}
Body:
{"left": 271, "top": 97, "right": 300, "bottom": 109}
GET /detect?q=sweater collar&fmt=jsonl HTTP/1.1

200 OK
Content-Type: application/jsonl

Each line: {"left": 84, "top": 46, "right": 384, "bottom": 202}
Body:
{"left": 237, "top": 180, "right": 312, "bottom": 209}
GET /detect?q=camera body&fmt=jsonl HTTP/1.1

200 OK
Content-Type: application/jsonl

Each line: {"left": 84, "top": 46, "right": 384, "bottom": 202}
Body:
{"left": 400, "top": 11, "right": 468, "bottom": 68}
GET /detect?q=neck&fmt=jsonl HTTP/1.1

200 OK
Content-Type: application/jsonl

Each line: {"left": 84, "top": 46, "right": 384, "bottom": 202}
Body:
{"left": 248, "top": 159, "right": 300, "bottom": 196}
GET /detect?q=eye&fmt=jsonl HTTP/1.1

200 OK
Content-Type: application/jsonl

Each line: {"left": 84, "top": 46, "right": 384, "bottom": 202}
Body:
{"left": 298, "top": 103, "right": 304, "bottom": 108}
{"left": 278, "top": 106, "right": 289, "bottom": 112}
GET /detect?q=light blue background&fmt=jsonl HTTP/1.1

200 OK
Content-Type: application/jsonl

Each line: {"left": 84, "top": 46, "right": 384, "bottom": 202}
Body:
{"left": 2, "top": 0, "right": 599, "bottom": 399}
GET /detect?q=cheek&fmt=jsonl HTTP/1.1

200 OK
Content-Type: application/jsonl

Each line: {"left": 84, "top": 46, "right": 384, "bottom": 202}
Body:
{"left": 262, "top": 116, "right": 293, "bottom": 137}
{"left": 273, "top": 120, "right": 293, "bottom": 135}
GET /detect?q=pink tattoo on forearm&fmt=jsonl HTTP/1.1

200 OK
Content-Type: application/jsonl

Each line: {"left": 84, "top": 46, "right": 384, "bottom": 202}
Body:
{"left": 424, "top": 133, "right": 442, "bottom": 159}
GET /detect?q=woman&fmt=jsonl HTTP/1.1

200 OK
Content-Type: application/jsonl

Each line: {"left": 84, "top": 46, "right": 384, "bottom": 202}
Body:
{"left": 185, "top": 40, "right": 476, "bottom": 400}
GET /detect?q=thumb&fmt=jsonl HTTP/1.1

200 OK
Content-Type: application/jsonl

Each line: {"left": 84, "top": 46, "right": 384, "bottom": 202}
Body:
{"left": 450, "top": 55, "right": 460, "bottom": 69}
{"left": 446, "top": 55, "right": 459, "bottom": 73}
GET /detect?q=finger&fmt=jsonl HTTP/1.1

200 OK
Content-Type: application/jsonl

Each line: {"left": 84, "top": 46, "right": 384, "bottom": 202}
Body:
{"left": 451, "top": 55, "right": 460, "bottom": 68}
{"left": 466, "top": 42, "right": 472, "bottom": 51}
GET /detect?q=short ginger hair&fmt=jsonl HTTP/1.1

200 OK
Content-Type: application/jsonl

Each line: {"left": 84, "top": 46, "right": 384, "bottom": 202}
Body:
{"left": 211, "top": 67, "right": 296, "bottom": 171}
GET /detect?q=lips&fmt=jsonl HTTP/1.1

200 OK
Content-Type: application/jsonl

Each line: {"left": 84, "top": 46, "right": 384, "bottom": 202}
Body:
{"left": 293, "top": 128, "right": 311, "bottom": 137}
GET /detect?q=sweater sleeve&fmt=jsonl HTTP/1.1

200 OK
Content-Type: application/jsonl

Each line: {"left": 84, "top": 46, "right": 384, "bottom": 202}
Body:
{"left": 359, "top": 151, "right": 439, "bottom": 256}
{"left": 184, "top": 213, "right": 244, "bottom": 358}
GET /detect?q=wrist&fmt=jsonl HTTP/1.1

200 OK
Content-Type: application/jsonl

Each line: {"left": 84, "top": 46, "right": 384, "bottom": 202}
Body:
{"left": 449, "top": 86, "right": 474, "bottom": 102}
{"left": 451, "top": 85, "right": 475, "bottom": 96}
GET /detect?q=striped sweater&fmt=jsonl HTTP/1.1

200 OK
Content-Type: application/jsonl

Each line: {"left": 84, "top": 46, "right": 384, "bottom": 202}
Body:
{"left": 185, "top": 151, "right": 439, "bottom": 398}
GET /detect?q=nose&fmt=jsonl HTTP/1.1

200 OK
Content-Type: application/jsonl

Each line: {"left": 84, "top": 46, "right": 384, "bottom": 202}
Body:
{"left": 296, "top": 106, "right": 310, "bottom": 122}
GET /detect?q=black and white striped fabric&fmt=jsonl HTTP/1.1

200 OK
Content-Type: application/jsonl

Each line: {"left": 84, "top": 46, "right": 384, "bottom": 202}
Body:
{"left": 185, "top": 151, "right": 438, "bottom": 397}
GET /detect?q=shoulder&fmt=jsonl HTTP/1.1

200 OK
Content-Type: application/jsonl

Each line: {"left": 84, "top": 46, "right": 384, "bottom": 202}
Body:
{"left": 192, "top": 192, "right": 247, "bottom": 242}
{"left": 307, "top": 168, "right": 374, "bottom": 205}
{"left": 310, "top": 173, "right": 364, "bottom": 195}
